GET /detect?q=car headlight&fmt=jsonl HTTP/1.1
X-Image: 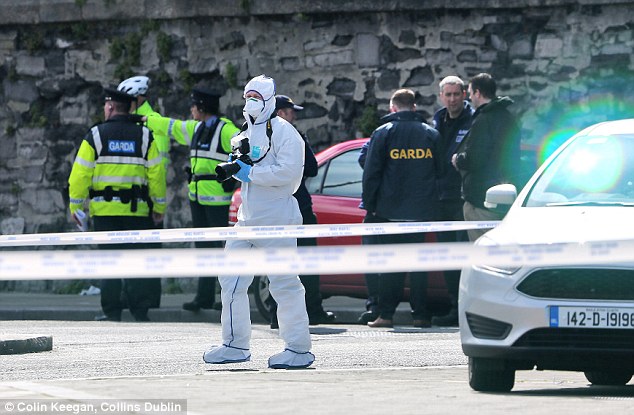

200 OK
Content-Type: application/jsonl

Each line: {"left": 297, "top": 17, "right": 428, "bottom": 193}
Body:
{"left": 472, "top": 234, "right": 522, "bottom": 276}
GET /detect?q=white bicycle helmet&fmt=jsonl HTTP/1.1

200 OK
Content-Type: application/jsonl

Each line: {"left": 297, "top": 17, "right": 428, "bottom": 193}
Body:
{"left": 117, "top": 75, "right": 150, "bottom": 97}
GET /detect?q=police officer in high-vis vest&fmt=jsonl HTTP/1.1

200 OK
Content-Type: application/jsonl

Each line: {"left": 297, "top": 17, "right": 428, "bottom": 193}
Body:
{"left": 118, "top": 75, "right": 167, "bottom": 309}
{"left": 68, "top": 87, "right": 166, "bottom": 322}
{"left": 143, "top": 87, "right": 240, "bottom": 312}
{"left": 118, "top": 76, "right": 170, "bottom": 169}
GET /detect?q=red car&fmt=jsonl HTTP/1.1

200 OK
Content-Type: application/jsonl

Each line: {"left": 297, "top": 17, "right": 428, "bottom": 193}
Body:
{"left": 229, "top": 138, "right": 450, "bottom": 320}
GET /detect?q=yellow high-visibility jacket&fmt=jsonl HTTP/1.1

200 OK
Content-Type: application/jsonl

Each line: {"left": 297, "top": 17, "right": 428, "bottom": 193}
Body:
{"left": 146, "top": 114, "right": 239, "bottom": 206}
{"left": 68, "top": 114, "right": 166, "bottom": 217}
{"left": 135, "top": 101, "right": 170, "bottom": 167}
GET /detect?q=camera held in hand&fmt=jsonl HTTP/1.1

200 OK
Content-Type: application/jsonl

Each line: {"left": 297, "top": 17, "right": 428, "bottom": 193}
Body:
{"left": 216, "top": 135, "right": 253, "bottom": 182}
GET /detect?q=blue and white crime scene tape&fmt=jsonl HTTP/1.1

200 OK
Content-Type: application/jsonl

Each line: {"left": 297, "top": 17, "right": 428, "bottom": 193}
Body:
{"left": 0, "top": 221, "right": 499, "bottom": 247}
{"left": 1, "top": 221, "right": 631, "bottom": 280}
{"left": 1, "top": 239, "right": 633, "bottom": 280}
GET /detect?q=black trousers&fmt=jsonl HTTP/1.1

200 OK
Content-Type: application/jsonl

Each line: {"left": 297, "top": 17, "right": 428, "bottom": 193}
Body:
{"left": 298, "top": 210, "right": 324, "bottom": 316}
{"left": 93, "top": 215, "right": 161, "bottom": 319}
{"left": 436, "top": 199, "right": 468, "bottom": 307}
{"left": 271, "top": 208, "right": 324, "bottom": 319}
{"left": 147, "top": 218, "right": 164, "bottom": 308}
{"left": 376, "top": 230, "right": 429, "bottom": 321}
{"left": 189, "top": 201, "right": 229, "bottom": 305}
{"left": 362, "top": 213, "right": 382, "bottom": 313}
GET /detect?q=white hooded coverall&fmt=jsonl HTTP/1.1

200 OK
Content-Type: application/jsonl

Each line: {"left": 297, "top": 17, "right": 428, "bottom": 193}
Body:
{"left": 218, "top": 75, "right": 312, "bottom": 357}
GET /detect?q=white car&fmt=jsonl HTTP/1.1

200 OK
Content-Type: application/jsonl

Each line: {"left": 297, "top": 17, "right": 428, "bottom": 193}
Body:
{"left": 460, "top": 118, "right": 634, "bottom": 392}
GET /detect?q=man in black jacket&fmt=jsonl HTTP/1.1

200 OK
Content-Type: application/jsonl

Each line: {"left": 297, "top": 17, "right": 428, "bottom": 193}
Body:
{"left": 362, "top": 88, "right": 443, "bottom": 328}
{"left": 356, "top": 141, "right": 382, "bottom": 325}
{"left": 452, "top": 73, "right": 521, "bottom": 241}
{"left": 431, "top": 76, "right": 474, "bottom": 327}
{"left": 268, "top": 95, "right": 336, "bottom": 328}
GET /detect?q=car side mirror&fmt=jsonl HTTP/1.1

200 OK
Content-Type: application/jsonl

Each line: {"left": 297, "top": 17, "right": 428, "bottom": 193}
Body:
{"left": 484, "top": 184, "right": 517, "bottom": 213}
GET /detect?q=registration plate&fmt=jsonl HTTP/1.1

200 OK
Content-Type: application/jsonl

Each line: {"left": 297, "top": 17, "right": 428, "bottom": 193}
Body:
{"left": 550, "top": 306, "right": 634, "bottom": 329}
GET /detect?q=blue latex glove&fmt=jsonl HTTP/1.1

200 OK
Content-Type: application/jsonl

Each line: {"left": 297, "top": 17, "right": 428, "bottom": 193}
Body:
{"left": 234, "top": 159, "right": 252, "bottom": 183}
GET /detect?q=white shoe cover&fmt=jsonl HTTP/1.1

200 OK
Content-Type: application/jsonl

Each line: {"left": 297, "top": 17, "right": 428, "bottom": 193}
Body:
{"left": 268, "top": 349, "right": 315, "bottom": 369}
{"left": 203, "top": 345, "right": 251, "bottom": 364}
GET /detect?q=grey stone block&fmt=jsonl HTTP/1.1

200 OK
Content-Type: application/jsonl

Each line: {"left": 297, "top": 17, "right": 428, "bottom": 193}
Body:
{"left": 0, "top": 335, "right": 53, "bottom": 355}
{"left": 356, "top": 33, "right": 380, "bottom": 67}
{"left": 16, "top": 54, "right": 46, "bottom": 77}
{"left": 1, "top": 217, "right": 24, "bottom": 235}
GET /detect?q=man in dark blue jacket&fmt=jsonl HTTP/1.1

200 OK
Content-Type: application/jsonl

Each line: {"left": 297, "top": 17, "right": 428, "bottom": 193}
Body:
{"left": 431, "top": 76, "right": 474, "bottom": 327}
{"left": 362, "top": 88, "right": 443, "bottom": 328}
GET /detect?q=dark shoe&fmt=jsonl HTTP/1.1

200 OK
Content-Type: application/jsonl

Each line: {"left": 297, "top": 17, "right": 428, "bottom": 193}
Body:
{"left": 412, "top": 318, "right": 431, "bottom": 328}
{"left": 182, "top": 300, "right": 214, "bottom": 312}
{"left": 431, "top": 308, "right": 459, "bottom": 327}
{"left": 94, "top": 314, "right": 121, "bottom": 322}
{"left": 309, "top": 310, "right": 336, "bottom": 325}
{"left": 357, "top": 311, "right": 379, "bottom": 325}
{"left": 132, "top": 312, "right": 150, "bottom": 322}
{"left": 367, "top": 317, "right": 393, "bottom": 328}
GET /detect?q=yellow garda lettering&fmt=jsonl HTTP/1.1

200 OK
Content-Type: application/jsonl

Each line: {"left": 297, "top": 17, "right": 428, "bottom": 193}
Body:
{"left": 389, "top": 148, "right": 433, "bottom": 159}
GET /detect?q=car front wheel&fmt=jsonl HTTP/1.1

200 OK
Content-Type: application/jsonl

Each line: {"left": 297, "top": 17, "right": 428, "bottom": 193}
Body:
{"left": 252, "top": 276, "right": 273, "bottom": 321}
{"left": 584, "top": 370, "right": 634, "bottom": 386}
{"left": 468, "top": 357, "right": 515, "bottom": 392}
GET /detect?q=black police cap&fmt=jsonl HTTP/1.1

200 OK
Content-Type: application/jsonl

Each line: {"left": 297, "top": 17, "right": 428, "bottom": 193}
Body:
{"left": 104, "top": 87, "right": 134, "bottom": 104}
{"left": 275, "top": 95, "right": 304, "bottom": 111}
{"left": 191, "top": 87, "right": 220, "bottom": 113}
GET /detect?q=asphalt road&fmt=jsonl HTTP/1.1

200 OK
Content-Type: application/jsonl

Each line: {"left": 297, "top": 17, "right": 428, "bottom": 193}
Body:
{"left": 1, "top": 321, "right": 633, "bottom": 415}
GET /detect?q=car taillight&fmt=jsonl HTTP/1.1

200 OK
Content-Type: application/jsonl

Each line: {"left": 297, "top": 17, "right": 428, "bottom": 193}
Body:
{"left": 228, "top": 190, "right": 241, "bottom": 225}
{"left": 228, "top": 205, "right": 237, "bottom": 225}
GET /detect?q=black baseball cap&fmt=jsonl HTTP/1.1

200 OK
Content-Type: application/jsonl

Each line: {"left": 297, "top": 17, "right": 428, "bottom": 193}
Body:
{"left": 104, "top": 87, "right": 134, "bottom": 104}
{"left": 191, "top": 87, "right": 220, "bottom": 113}
{"left": 275, "top": 95, "right": 304, "bottom": 111}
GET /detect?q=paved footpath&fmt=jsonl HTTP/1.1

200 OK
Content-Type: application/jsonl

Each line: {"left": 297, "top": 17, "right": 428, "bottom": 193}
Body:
{"left": 0, "top": 292, "right": 417, "bottom": 355}
{"left": 1, "top": 320, "right": 632, "bottom": 415}
{"left": 4, "top": 367, "right": 629, "bottom": 415}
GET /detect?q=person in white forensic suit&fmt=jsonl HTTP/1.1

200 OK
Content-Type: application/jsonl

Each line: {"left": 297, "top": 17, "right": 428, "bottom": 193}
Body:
{"left": 203, "top": 74, "right": 314, "bottom": 369}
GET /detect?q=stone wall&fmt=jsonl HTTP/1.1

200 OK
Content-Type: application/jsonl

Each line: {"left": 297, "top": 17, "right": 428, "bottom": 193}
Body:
{"left": 1, "top": 1, "right": 634, "bottom": 290}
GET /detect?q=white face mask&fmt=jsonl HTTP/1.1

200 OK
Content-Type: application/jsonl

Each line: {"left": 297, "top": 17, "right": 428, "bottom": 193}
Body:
{"left": 243, "top": 97, "right": 264, "bottom": 118}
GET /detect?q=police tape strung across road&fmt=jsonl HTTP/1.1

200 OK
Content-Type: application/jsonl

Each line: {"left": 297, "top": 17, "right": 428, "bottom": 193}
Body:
{"left": 0, "top": 239, "right": 631, "bottom": 280}
{"left": 0, "top": 221, "right": 499, "bottom": 247}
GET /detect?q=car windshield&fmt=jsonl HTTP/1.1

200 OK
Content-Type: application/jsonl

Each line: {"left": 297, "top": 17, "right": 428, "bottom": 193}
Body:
{"left": 524, "top": 134, "right": 634, "bottom": 207}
